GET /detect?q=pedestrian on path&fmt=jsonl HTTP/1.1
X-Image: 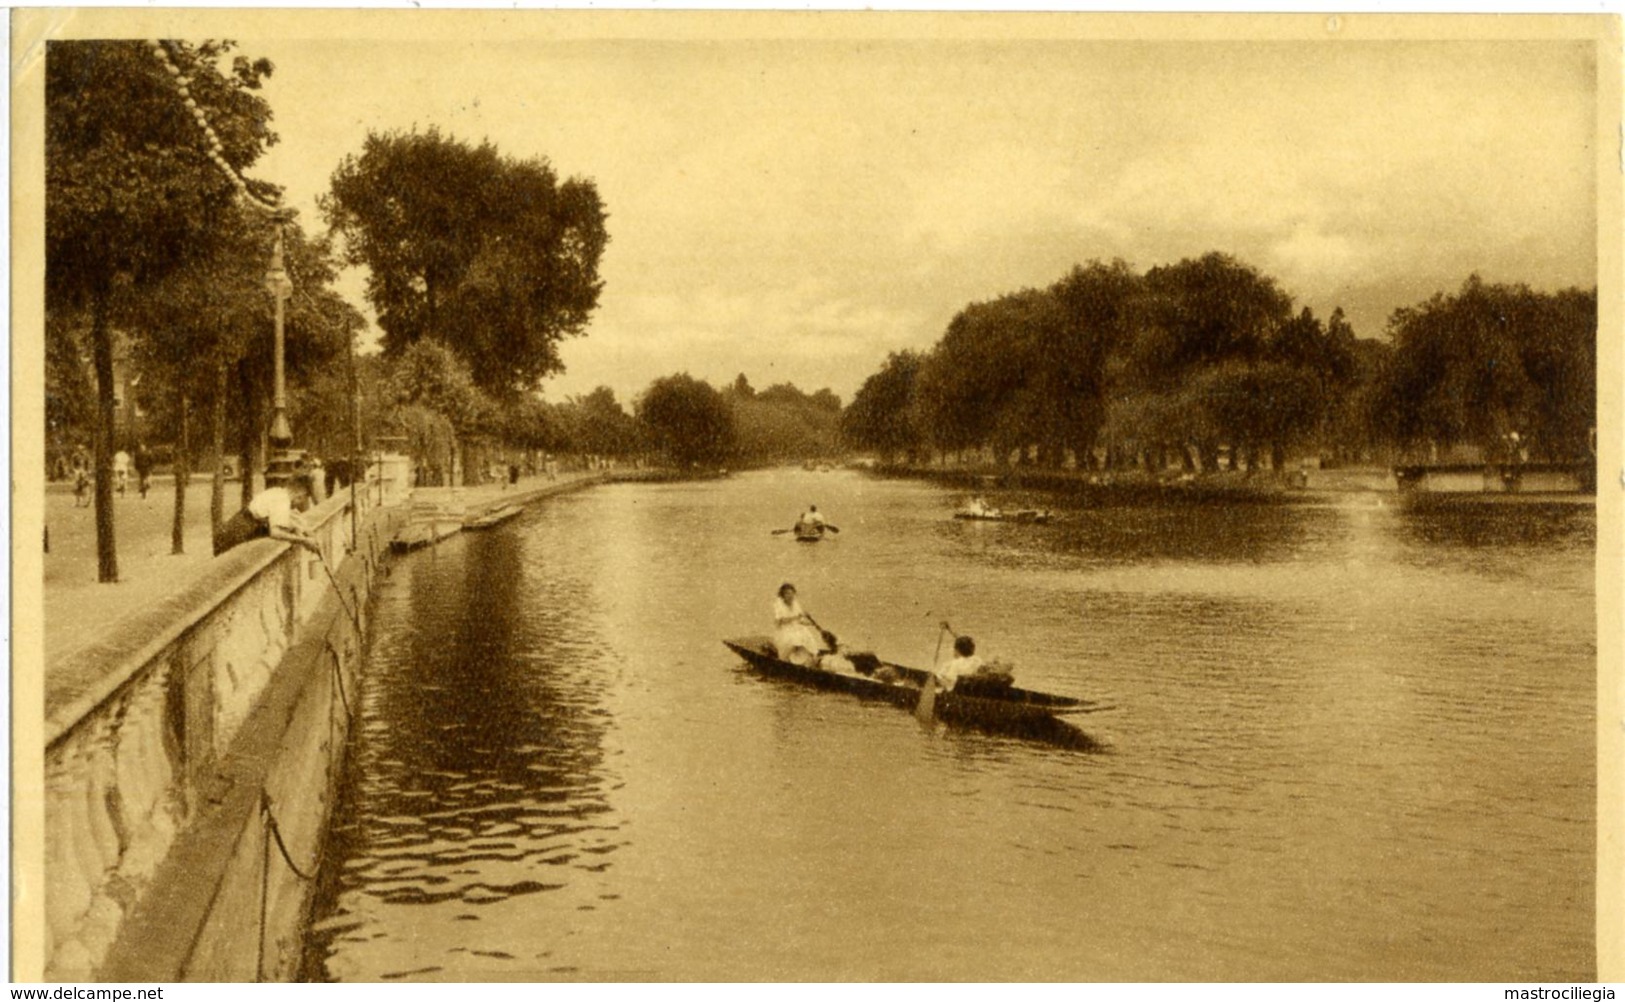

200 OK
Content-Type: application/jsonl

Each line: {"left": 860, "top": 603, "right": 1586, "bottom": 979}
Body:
{"left": 113, "top": 449, "right": 131, "bottom": 497}
{"left": 134, "top": 444, "right": 152, "bottom": 500}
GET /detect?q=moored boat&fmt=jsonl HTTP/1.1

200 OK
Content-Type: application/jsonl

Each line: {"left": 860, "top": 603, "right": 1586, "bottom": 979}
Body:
{"left": 953, "top": 508, "right": 1054, "bottom": 524}
{"left": 721, "top": 635, "right": 1106, "bottom": 747}
{"left": 464, "top": 504, "right": 523, "bottom": 529}
{"left": 391, "top": 518, "right": 464, "bottom": 552}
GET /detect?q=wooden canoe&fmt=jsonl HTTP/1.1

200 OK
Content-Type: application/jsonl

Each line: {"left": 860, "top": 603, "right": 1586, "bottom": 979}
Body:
{"left": 722, "top": 636, "right": 1105, "bottom": 748}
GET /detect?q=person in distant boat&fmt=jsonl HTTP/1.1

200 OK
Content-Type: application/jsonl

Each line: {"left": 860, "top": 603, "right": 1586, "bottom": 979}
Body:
{"left": 773, "top": 582, "right": 830, "bottom": 666}
{"left": 213, "top": 464, "right": 322, "bottom": 557}
{"left": 794, "top": 505, "right": 827, "bottom": 537}
{"left": 964, "top": 496, "right": 999, "bottom": 517}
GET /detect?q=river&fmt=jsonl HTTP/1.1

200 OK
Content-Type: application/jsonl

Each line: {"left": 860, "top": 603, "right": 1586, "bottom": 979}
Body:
{"left": 303, "top": 469, "right": 1595, "bottom": 981}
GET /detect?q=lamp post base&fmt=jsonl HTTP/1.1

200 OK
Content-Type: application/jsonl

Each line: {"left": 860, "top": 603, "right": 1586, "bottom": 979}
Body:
{"left": 265, "top": 446, "right": 299, "bottom": 490}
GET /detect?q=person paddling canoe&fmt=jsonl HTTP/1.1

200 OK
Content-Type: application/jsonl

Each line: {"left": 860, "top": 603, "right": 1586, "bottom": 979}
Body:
{"left": 776, "top": 505, "right": 840, "bottom": 539}
{"left": 932, "top": 627, "right": 1018, "bottom": 696}
{"left": 773, "top": 582, "right": 830, "bottom": 666}
{"left": 934, "top": 634, "right": 983, "bottom": 691}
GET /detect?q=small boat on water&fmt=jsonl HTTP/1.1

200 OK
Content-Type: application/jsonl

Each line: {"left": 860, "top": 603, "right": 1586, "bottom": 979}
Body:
{"left": 721, "top": 636, "right": 1107, "bottom": 747}
{"left": 793, "top": 523, "right": 826, "bottom": 542}
{"left": 464, "top": 504, "right": 523, "bottom": 529}
{"left": 953, "top": 508, "right": 1055, "bottom": 524}
{"left": 391, "top": 518, "right": 463, "bottom": 552}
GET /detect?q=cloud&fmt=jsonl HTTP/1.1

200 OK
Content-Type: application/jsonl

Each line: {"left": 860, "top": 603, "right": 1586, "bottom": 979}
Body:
{"left": 244, "top": 34, "right": 1596, "bottom": 399}
{"left": 1267, "top": 224, "right": 1368, "bottom": 287}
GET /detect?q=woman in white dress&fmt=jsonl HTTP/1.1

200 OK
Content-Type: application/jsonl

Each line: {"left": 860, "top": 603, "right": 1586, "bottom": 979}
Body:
{"left": 773, "top": 583, "right": 828, "bottom": 666}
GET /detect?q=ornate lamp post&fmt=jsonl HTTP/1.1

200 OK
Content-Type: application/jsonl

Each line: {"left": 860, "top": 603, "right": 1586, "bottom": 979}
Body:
{"left": 264, "top": 225, "right": 297, "bottom": 488}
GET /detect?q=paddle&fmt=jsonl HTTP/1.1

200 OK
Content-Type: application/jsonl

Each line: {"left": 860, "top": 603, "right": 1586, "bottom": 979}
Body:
{"left": 801, "top": 611, "right": 838, "bottom": 653}
{"left": 770, "top": 522, "right": 839, "bottom": 535}
{"left": 918, "top": 621, "right": 950, "bottom": 723}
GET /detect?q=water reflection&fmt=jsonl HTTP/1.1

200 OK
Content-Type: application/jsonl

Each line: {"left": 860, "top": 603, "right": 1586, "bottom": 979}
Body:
{"left": 305, "top": 525, "right": 624, "bottom": 981}
{"left": 1391, "top": 501, "right": 1595, "bottom": 557}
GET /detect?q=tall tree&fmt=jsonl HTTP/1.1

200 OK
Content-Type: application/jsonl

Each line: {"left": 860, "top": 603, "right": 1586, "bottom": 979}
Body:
{"left": 127, "top": 212, "right": 354, "bottom": 540}
{"left": 637, "top": 374, "right": 735, "bottom": 467}
{"left": 324, "top": 128, "right": 609, "bottom": 399}
{"left": 842, "top": 350, "right": 924, "bottom": 463}
{"left": 566, "top": 386, "right": 639, "bottom": 457}
{"left": 47, "top": 39, "right": 278, "bottom": 580}
{"left": 44, "top": 313, "right": 95, "bottom": 474}
{"left": 387, "top": 339, "right": 488, "bottom": 484}
{"left": 1377, "top": 275, "right": 1596, "bottom": 459}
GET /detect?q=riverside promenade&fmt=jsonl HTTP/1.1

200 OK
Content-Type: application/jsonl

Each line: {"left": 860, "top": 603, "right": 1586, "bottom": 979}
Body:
{"left": 36, "top": 464, "right": 611, "bottom": 981}
{"left": 43, "top": 470, "right": 603, "bottom": 676}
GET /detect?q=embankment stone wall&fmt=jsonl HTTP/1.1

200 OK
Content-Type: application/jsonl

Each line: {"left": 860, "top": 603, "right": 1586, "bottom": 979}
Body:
{"left": 43, "top": 487, "right": 401, "bottom": 981}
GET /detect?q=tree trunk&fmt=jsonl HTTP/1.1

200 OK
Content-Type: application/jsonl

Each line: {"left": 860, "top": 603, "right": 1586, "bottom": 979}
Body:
{"left": 211, "top": 358, "right": 227, "bottom": 531}
{"left": 239, "top": 369, "right": 261, "bottom": 507}
{"left": 239, "top": 367, "right": 254, "bottom": 508}
{"left": 91, "top": 290, "right": 119, "bottom": 582}
{"left": 172, "top": 392, "right": 190, "bottom": 555}
{"left": 1271, "top": 441, "right": 1286, "bottom": 477}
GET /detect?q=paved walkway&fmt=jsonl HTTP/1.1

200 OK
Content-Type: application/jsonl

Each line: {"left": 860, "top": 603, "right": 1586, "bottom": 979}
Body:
{"left": 403, "top": 468, "right": 607, "bottom": 517}
{"left": 41, "top": 470, "right": 608, "bottom": 666}
{"left": 43, "top": 480, "right": 223, "bottom": 664}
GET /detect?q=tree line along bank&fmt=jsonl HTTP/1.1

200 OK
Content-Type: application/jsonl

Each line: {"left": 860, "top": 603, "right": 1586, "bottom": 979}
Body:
{"left": 840, "top": 254, "right": 1596, "bottom": 476}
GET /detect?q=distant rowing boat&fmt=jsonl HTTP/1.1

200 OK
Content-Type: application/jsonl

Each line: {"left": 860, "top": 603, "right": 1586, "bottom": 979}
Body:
{"left": 953, "top": 508, "right": 1054, "bottom": 524}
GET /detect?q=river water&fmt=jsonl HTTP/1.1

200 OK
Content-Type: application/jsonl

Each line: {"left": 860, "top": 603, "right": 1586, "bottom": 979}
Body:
{"left": 304, "top": 470, "right": 1595, "bottom": 981}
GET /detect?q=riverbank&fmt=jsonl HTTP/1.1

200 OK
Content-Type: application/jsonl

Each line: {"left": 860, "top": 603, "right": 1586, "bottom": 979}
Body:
{"left": 36, "top": 468, "right": 627, "bottom": 981}
{"left": 869, "top": 462, "right": 1341, "bottom": 504}
{"left": 393, "top": 469, "right": 611, "bottom": 550}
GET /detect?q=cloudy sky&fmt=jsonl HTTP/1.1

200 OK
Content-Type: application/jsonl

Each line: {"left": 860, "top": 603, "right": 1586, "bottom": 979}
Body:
{"left": 164, "top": 17, "right": 1600, "bottom": 405}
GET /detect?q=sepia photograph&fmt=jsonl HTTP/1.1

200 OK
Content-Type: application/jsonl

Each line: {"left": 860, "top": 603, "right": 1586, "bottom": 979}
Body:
{"left": 12, "top": 8, "right": 1621, "bottom": 984}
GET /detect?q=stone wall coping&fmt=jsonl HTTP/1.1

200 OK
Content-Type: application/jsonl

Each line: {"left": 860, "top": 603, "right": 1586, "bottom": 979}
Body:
{"left": 303, "top": 488, "right": 354, "bottom": 533}
{"left": 45, "top": 491, "right": 357, "bottom": 750}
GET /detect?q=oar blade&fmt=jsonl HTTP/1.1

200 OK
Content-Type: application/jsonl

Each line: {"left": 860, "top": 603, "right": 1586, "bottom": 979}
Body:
{"left": 915, "top": 676, "right": 938, "bottom": 724}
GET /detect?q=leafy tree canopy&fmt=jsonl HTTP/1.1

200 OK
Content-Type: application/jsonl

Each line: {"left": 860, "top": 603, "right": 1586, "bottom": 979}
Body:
{"left": 1376, "top": 275, "right": 1595, "bottom": 457}
{"left": 637, "top": 373, "right": 735, "bottom": 467}
{"left": 324, "top": 127, "right": 609, "bottom": 398}
{"left": 48, "top": 39, "right": 279, "bottom": 312}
